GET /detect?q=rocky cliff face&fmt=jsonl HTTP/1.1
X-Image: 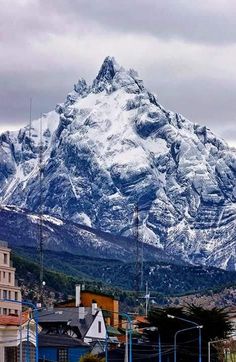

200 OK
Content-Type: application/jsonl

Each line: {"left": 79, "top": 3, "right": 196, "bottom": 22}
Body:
{"left": 1, "top": 57, "right": 236, "bottom": 270}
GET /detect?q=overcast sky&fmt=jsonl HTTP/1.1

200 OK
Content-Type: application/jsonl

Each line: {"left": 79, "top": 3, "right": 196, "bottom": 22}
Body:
{"left": 0, "top": 0, "right": 236, "bottom": 146}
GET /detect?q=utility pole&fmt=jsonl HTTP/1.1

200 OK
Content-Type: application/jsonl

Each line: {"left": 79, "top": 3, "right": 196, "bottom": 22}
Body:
{"left": 124, "top": 322, "right": 129, "bottom": 362}
{"left": 19, "top": 310, "right": 23, "bottom": 362}
{"left": 145, "top": 282, "right": 150, "bottom": 317}
{"left": 134, "top": 204, "right": 139, "bottom": 293}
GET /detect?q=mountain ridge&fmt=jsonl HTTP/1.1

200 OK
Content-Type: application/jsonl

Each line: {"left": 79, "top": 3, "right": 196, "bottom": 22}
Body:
{"left": 0, "top": 56, "right": 236, "bottom": 270}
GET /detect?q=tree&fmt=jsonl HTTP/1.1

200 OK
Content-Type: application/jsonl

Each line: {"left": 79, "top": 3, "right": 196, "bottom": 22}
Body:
{"left": 147, "top": 305, "right": 233, "bottom": 362}
{"left": 79, "top": 353, "right": 105, "bottom": 362}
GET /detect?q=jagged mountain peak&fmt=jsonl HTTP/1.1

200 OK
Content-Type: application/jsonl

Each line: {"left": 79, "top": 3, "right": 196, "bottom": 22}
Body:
{"left": 74, "top": 78, "right": 89, "bottom": 96}
{"left": 96, "top": 56, "right": 121, "bottom": 81}
{"left": 0, "top": 59, "right": 236, "bottom": 271}
{"left": 91, "top": 56, "right": 145, "bottom": 94}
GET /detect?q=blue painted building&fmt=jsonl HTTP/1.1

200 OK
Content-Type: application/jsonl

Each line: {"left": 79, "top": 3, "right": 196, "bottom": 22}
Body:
{"left": 39, "top": 334, "right": 90, "bottom": 362}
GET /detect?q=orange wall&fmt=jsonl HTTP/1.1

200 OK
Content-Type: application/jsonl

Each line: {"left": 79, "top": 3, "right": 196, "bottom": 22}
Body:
{"left": 81, "top": 292, "right": 119, "bottom": 327}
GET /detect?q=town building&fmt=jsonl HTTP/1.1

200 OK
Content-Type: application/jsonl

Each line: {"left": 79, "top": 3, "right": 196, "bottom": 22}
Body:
{"left": 0, "top": 241, "right": 22, "bottom": 316}
{"left": 0, "top": 310, "right": 37, "bottom": 362}
{"left": 39, "top": 334, "right": 90, "bottom": 362}
{"left": 56, "top": 284, "right": 119, "bottom": 327}
{"left": 0, "top": 241, "right": 38, "bottom": 361}
{"left": 38, "top": 304, "right": 107, "bottom": 343}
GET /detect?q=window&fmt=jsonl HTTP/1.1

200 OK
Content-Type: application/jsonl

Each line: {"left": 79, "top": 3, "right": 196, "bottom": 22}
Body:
{"left": 5, "top": 346, "right": 17, "bottom": 362}
{"left": 3, "top": 290, "right": 7, "bottom": 299}
{"left": 58, "top": 348, "right": 68, "bottom": 362}
{"left": 8, "top": 273, "right": 11, "bottom": 283}
{"left": 3, "top": 271, "right": 5, "bottom": 278}
{"left": 3, "top": 253, "right": 7, "bottom": 264}
{"left": 98, "top": 321, "right": 102, "bottom": 333}
{"left": 15, "top": 292, "right": 18, "bottom": 301}
{"left": 8, "top": 291, "right": 11, "bottom": 299}
{"left": 15, "top": 310, "right": 18, "bottom": 315}
{"left": 3, "top": 308, "right": 7, "bottom": 315}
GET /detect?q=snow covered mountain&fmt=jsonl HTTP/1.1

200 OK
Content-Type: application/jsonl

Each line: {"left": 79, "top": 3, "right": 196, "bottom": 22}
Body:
{"left": 0, "top": 57, "right": 236, "bottom": 270}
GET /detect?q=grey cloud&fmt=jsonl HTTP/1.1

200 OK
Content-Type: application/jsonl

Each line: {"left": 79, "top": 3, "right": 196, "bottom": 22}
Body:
{"left": 1, "top": 1, "right": 236, "bottom": 45}
{"left": 0, "top": 0, "right": 235, "bottom": 147}
{"left": 149, "top": 76, "right": 236, "bottom": 142}
{"left": 42, "top": 0, "right": 236, "bottom": 45}
{"left": 0, "top": 68, "right": 80, "bottom": 127}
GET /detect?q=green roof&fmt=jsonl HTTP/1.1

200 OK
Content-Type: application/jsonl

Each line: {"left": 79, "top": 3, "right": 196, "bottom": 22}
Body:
{"left": 106, "top": 326, "right": 122, "bottom": 336}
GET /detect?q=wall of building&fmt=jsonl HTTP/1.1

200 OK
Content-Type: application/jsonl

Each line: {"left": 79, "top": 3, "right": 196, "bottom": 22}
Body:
{"left": 39, "top": 346, "right": 89, "bottom": 362}
{"left": 39, "top": 346, "right": 57, "bottom": 361}
{"left": 81, "top": 292, "right": 119, "bottom": 327}
{"left": 0, "top": 323, "right": 36, "bottom": 361}
{"left": 84, "top": 310, "right": 106, "bottom": 343}
{"left": 0, "top": 243, "right": 22, "bottom": 315}
{"left": 69, "top": 347, "right": 90, "bottom": 362}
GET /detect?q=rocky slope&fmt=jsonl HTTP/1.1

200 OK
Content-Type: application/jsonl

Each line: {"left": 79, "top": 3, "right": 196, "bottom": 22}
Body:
{"left": 0, "top": 57, "right": 236, "bottom": 269}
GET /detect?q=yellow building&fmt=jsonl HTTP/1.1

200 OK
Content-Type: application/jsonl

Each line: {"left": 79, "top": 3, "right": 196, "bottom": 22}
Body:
{"left": 79, "top": 289, "right": 119, "bottom": 328}
{"left": 56, "top": 285, "right": 119, "bottom": 327}
{"left": 0, "top": 241, "right": 22, "bottom": 316}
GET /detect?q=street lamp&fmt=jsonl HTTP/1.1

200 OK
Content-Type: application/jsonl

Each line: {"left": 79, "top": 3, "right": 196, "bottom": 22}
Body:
{"left": 145, "top": 326, "right": 162, "bottom": 362}
{"left": 102, "top": 310, "right": 133, "bottom": 362}
{"left": 105, "top": 328, "right": 109, "bottom": 362}
{"left": 167, "top": 314, "right": 203, "bottom": 362}
{"left": 208, "top": 338, "right": 229, "bottom": 362}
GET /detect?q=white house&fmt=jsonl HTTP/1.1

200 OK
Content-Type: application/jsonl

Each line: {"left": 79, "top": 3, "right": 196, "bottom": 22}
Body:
{"left": 0, "top": 311, "right": 37, "bottom": 362}
{"left": 38, "top": 303, "right": 107, "bottom": 343}
{"left": 83, "top": 309, "right": 106, "bottom": 343}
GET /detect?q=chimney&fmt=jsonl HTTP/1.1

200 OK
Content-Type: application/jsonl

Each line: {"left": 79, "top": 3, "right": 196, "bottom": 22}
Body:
{"left": 92, "top": 302, "right": 97, "bottom": 316}
{"left": 78, "top": 304, "right": 85, "bottom": 320}
{"left": 75, "top": 285, "right": 81, "bottom": 307}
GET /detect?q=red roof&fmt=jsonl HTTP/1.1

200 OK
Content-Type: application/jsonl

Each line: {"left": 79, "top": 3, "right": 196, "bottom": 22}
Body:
{"left": 0, "top": 311, "right": 30, "bottom": 326}
{"left": 133, "top": 316, "right": 150, "bottom": 325}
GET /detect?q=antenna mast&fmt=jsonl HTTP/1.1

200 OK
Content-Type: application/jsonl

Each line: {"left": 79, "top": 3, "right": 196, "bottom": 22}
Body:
{"left": 39, "top": 114, "right": 44, "bottom": 297}
{"left": 29, "top": 98, "right": 32, "bottom": 138}
{"left": 134, "top": 204, "right": 144, "bottom": 293}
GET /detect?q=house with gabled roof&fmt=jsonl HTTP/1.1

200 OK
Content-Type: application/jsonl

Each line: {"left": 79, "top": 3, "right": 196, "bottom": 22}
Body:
{"left": 38, "top": 304, "right": 107, "bottom": 361}
{"left": 39, "top": 333, "right": 90, "bottom": 362}
{"left": 0, "top": 310, "right": 37, "bottom": 361}
{"left": 56, "top": 284, "right": 119, "bottom": 328}
{"left": 38, "top": 304, "right": 107, "bottom": 343}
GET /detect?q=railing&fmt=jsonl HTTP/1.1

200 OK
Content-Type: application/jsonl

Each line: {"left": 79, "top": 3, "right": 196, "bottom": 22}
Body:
{"left": 0, "top": 240, "right": 8, "bottom": 248}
